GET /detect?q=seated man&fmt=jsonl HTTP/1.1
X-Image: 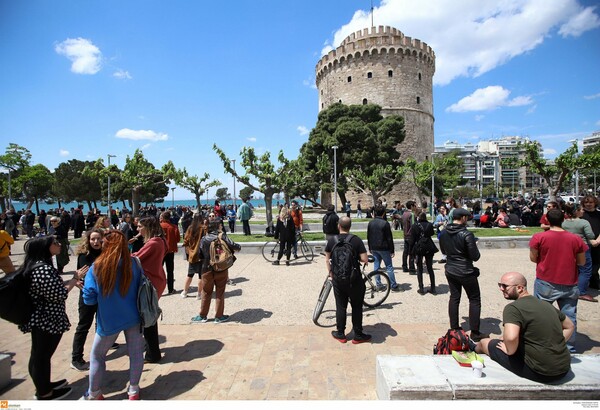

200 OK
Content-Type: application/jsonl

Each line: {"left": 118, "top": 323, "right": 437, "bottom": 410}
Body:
{"left": 474, "top": 271, "right": 573, "bottom": 383}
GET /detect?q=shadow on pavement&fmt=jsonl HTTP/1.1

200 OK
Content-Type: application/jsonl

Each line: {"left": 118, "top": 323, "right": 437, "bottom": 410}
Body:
{"left": 230, "top": 308, "right": 273, "bottom": 324}
{"left": 161, "top": 339, "right": 225, "bottom": 363}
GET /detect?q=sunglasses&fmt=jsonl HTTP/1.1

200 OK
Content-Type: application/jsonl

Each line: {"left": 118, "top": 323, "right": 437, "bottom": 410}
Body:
{"left": 497, "top": 283, "right": 517, "bottom": 290}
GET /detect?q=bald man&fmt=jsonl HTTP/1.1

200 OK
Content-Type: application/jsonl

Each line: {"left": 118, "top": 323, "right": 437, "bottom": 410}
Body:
{"left": 474, "top": 272, "right": 573, "bottom": 383}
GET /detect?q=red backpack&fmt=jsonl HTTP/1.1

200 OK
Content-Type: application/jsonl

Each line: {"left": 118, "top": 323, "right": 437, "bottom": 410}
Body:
{"left": 433, "top": 328, "right": 470, "bottom": 354}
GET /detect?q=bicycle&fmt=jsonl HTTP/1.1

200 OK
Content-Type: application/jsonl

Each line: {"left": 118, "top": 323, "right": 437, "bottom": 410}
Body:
{"left": 296, "top": 230, "right": 314, "bottom": 262}
{"left": 262, "top": 230, "right": 315, "bottom": 263}
{"left": 312, "top": 256, "right": 391, "bottom": 326}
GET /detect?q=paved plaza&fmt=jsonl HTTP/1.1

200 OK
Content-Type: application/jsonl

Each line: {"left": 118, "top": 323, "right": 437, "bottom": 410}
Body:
{"left": 0, "top": 236, "right": 598, "bottom": 400}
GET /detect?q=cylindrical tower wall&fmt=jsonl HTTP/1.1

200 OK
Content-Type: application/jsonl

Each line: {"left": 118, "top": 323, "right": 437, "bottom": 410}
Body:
{"left": 315, "top": 26, "right": 436, "bottom": 207}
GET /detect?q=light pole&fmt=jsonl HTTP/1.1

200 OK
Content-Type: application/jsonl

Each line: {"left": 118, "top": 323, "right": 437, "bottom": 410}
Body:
{"left": 332, "top": 145, "right": 338, "bottom": 213}
{"left": 7, "top": 167, "right": 12, "bottom": 210}
{"left": 430, "top": 153, "right": 435, "bottom": 219}
{"left": 107, "top": 154, "right": 116, "bottom": 216}
{"left": 569, "top": 139, "right": 580, "bottom": 204}
{"left": 232, "top": 159, "right": 236, "bottom": 210}
{"left": 171, "top": 187, "right": 175, "bottom": 208}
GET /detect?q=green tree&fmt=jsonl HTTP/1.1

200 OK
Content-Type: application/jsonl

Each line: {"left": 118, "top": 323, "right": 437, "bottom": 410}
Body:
{"left": 170, "top": 167, "right": 220, "bottom": 209}
{"left": 239, "top": 186, "right": 254, "bottom": 200}
{"left": 54, "top": 160, "right": 102, "bottom": 209}
{"left": 216, "top": 187, "right": 230, "bottom": 202}
{"left": 280, "top": 154, "right": 331, "bottom": 208}
{"left": 16, "top": 164, "right": 54, "bottom": 213}
{"left": 297, "top": 103, "right": 406, "bottom": 206}
{"left": 0, "top": 143, "right": 32, "bottom": 211}
{"left": 345, "top": 163, "right": 406, "bottom": 205}
{"left": 120, "top": 150, "right": 171, "bottom": 215}
{"left": 405, "top": 152, "right": 464, "bottom": 199}
{"left": 214, "top": 145, "right": 288, "bottom": 227}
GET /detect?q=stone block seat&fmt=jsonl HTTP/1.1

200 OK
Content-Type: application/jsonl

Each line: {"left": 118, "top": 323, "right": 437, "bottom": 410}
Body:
{"left": 376, "top": 354, "right": 600, "bottom": 400}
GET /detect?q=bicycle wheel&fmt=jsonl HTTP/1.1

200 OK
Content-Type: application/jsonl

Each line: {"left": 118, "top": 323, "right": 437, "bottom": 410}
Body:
{"left": 312, "top": 278, "right": 333, "bottom": 325}
{"left": 363, "top": 271, "right": 391, "bottom": 308}
{"left": 300, "top": 239, "right": 314, "bottom": 262}
{"left": 261, "top": 241, "right": 280, "bottom": 263}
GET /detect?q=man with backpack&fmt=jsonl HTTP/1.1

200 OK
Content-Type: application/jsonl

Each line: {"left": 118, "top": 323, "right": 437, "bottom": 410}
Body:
{"left": 325, "top": 216, "right": 370, "bottom": 344}
{"left": 367, "top": 204, "right": 400, "bottom": 292}
{"left": 322, "top": 204, "right": 339, "bottom": 242}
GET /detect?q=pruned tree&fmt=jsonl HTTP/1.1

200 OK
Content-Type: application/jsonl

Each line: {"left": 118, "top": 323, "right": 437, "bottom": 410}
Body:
{"left": 170, "top": 167, "right": 220, "bottom": 209}
{"left": 0, "top": 143, "right": 31, "bottom": 211}
{"left": 120, "top": 150, "right": 171, "bottom": 215}
{"left": 405, "top": 152, "right": 465, "bottom": 199}
{"left": 345, "top": 163, "right": 406, "bottom": 206}
{"left": 213, "top": 144, "right": 288, "bottom": 228}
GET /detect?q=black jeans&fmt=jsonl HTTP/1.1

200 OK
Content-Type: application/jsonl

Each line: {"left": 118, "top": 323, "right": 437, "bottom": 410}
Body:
{"left": 30, "top": 327, "right": 63, "bottom": 397}
{"left": 332, "top": 280, "right": 366, "bottom": 334}
{"left": 143, "top": 322, "right": 161, "bottom": 361}
{"left": 277, "top": 239, "right": 293, "bottom": 261}
{"left": 402, "top": 239, "right": 415, "bottom": 270}
{"left": 163, "top": 252, "right": 175, "bottom": 293}
{"left": 228, "top": 220, "right": 235, "bottom": 233}
{"left": 416, "top": 254, "right": 435, "bottom": 289}
{"left": 72, "top": 292, "right": 97, "bottom": 361}
{"left": 242, "top": 220, "right": 251, "bottom": 235}
{"left": 446, "top": 273, "right": 482, "bottom": 333}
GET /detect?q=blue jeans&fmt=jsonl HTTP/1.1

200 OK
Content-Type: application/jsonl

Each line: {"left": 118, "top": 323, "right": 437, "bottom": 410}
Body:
{"left": 578, "top": 249, "right": 593, "bottom": 296}
{"left": 372, "top": 250, "right": 397, "bottom": 288}
{"left": 534, "top": 278, "right": 579, "bottom": 352}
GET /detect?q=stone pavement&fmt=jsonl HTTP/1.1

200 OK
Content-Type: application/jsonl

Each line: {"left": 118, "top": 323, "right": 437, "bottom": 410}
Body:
{"left": 0, "top": 236, "right": 598, "bottom": 400}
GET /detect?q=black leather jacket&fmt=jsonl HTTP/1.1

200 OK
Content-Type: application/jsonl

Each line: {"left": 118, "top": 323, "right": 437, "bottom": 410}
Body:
{"left": 199, "top": 230, "right": 241, "bottom": 273}
{"left": 439, "top": 223, "right": 480, "bottom": 277}
{"left": 367, "top": 217, "right": 395, "bottom": 253}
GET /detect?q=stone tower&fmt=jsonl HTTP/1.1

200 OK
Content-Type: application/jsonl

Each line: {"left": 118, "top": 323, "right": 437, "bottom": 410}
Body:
{"left": 315, "top": 25, "right": 435, "bottom": 206}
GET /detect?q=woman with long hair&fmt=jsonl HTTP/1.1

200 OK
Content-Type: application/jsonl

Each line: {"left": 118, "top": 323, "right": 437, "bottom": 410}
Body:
{"left": 70, "top": 228, "right": 108, "bottom": 371}
{"left": 82, "top": 230, "right": 144, "bottom": 400}
{"left": 273, "top": 206, "right": 295, "bottom": 266}
{"left": 409, "top": 212, "right": 438, "bottom": 295}
{"left": 132, "top": 216, "right": 166, "bottom": 363}
{"left": 93, "top": 215, "right": 112, "bottom": 232}
{"left": 19, "top": 236, "right": 81, "bottom": 400}
{"left": 181, "top": 213, "right": 208, "bottom": 298}
{"left": 562, "top": 203, "right": 599, "bottom": 302}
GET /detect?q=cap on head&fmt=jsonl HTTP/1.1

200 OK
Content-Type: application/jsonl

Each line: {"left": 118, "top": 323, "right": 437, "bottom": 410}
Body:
{"left": 452, "top": 208, "right": 470, "bottom": 219}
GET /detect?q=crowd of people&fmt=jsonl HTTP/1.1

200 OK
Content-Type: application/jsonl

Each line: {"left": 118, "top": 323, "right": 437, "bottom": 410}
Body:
{"left": 1, "top": 192, "right": 599, "bottom": 398}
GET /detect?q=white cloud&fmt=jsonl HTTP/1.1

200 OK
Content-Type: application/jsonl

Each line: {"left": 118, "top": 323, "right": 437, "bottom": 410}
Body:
{"left": 59, "top": 149, "right": 69, "bottom": 156}
{"left": 115, "top": 128, "right": 169, "bottom": 141}
{"left": 526, "top": 104, "right": 538, "bottom": 115}
{"left": 543, "top": 148, "right": 557, "bottom": 156}
{"left": 247, "top": 137, "right": 257, "bottom": 142}
{"left": 322, "top": 0, "right": 600, "bottom": 85}
{"left": 474, "top": 115, "right": 485, "bottom": 122}
{"left": 55, "top": 38, "right": 102, "bottom": 74}
{"left": 559, "top": 6, "right": 600, "bottom": 37}
{"left": 446, "top": 86, "right": 533, "bottom": 112}
{"left": 140, "top": 143, "right": 151, "bottom": 150}
{"left": 584, "top": 93, "right": 600, "bottom": 100}
{"left": 113, "top": 69, "right": 132, "bottom": 80}
{"left": 297, "top": 126, "right": 309, "bottom": 136}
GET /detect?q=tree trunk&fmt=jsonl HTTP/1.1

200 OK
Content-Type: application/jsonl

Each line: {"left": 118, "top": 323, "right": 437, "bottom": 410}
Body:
{"left": 86, "top": 200, "right": 93, "bottom": 211}
{"left": 34, "top": 197, "right": 40, "bottom": 214}
{"left": 194, "top": 193, "right": 201, "bottom": 209}
{"left": 264, "top": 189, "right": 275, "bottom": 229}
{"left": 132, "top": 186, "right": 141, "bottom": 216}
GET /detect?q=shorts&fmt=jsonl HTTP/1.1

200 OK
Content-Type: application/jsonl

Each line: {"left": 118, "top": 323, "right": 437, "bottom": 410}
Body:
{"left": 487, "top": 339, "right": 568, "bottom": 383}
{"left": 187, "top": 262, "right": 202, "bottom": 278}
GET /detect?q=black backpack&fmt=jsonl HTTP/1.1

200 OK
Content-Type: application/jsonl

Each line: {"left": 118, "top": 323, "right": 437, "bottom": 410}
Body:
{"left": 0, "top": 262, "right": 44, "bottom": 325}
{"left": 330, "top": 234, "right": 360, "bottom": 286}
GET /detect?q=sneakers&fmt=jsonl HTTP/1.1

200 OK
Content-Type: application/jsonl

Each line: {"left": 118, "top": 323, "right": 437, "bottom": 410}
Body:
{"left": 50, "top": 379, "right": 68, "bottom": 390}
{"left": 470, "top": 331, "right": 490, "bottom": 342}
{"left": 376, "top": 284, "right": 388, "bottom": 292}
{"left": 429, "top": 287, "right": 437, "bottom": 295}
{"left": 37, "top": 387, "right": 72, "bottom": 400}
{"left": 81, "top": 391, "right": 104, "bottom": 400}
{"left": 191, "top": 315, "right": 208, "bottom": 323}
{"left": 272, "top": 260, "right": 280, "bottom": 265}
{"left": 417, "top": 288, "right": 426, "bottom": 295}
{"left": 451, "top": 350, "right": 485, "bottom": 367}
{"left": 70, "top": 359, "right": 89, "bottom": 371}
{"left": 215, "top": 315, "right": 230, "bottom": 323}
{"left": 391, "top": 285, "right": 402, "bottom": 292}
{"left": 128, "top": 392, "right": 140, "bottom": 400}
{"left": 352, "top": 333, "right": 372, "bottom": 344}
{"left": 285, "top": 260, "right": 290, "bottom": 266}
{"left": 331, "top": 330, "right": 347, "bottom": 343}
{"left": 181, "top": 291, "right": 188, "bottom": 298}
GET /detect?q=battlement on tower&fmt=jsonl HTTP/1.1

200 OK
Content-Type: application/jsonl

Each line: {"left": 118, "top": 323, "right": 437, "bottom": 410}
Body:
{"left": 316, "top": 26, "right": 435, "bottom": 77}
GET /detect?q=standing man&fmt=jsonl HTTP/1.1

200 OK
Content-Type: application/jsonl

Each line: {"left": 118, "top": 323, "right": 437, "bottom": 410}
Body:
{"left": 160, "top": 211, "right": 181, "bottom": 294}
{"left": 322, "top": 204, "right": 339, "bottom": 242}
{"left": 238, "top": 198, "right": 252, "bottom": 236}
{"left": 581, "top": 195, "right": 600, "bottom": 289}
{"left": 290, "top": 200, "right": 303, "bottom": 259}
{"left": 0, "top": 225, "right": 15, "bottom": 276}
{"left": 401, "top": 201, "right": 417, "bottom": 273}
{"left": 439, "top": 208, "right": 488, "bottom": 341}
{"left": 367, "top": 204, "right": 400, "bottom": 292}
{"left": 474, "top": 272, "right": 573, "bottom": 383}
{"left": 226, "top": 204, "right": 237, "bottom": 233}
{"left": 325, "top": 216, "right": 370, "bottom": 344}
{"left": 529, "top": 208, "right": 586, "bottom": 353}
{"left": 356, "top": 200, "right": 363, "bottom": 219}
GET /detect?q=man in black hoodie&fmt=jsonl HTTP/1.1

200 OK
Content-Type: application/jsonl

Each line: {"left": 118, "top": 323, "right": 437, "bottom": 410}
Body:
{"left": 439, "top": 208, "right": 488, "bottom": 342}
{"left": 322, "top": 204, "right": 339, "bottom": 242}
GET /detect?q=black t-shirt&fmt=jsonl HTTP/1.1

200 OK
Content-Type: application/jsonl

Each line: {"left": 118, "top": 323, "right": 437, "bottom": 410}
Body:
{"left": 325, "top": 233, "right": 367, "bottom": 257}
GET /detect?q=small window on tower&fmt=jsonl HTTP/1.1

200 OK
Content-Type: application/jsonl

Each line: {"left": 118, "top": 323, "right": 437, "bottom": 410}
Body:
{"left": 418, "top": 73, "right": 422, "bottom": 81}
{"left": 417, "top": 96, "right": 420, "bottom": 104}
{"left": 367, "top": 72, "right": 372, "bottom": 79}
{"left": 388, "top": 70, "right": 393, "bottom": 77}
{"left": 347, "top": 76, "right": 352, "bottom": 83}
{"left": 363, "top": 98, "right": 368, "bottom": 105}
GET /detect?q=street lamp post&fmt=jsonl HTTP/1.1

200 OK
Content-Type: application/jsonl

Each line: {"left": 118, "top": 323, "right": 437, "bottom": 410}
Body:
{"left": 232, "top": 159, "right": 236, "bottom": 210}
{"left": 430, "top": 153, "right": 435, "bottom": 219}
{"left": 171, "top": 187, "right": 176, "bottom": 208}
{"left": 569, "top": 139, "right": 580, "bottom": 204}
{"left": 107, "top": 154, "right": 116, "bottom": 216}
{"left": 332, "top": 146, "right": 338, "bottom": 213}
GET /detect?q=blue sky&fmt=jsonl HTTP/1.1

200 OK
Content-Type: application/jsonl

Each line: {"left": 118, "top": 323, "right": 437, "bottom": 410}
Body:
{"left": 1, "top": 0, "right": 599, "bottom": 200}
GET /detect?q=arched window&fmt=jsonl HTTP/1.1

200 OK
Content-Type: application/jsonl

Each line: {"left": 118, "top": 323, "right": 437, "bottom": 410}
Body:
{"left": 388, "top": 70, "right": 393, "bottom": 77}
{"left": 363, "top": 98, "right": 368, "bottom": 105}
{"left": 347, "top": 76, "right": 352, "bottom": 83}
{"left": 367, "top": 72, "right": 373, "bottom": 79}
{"left": 417, "top": 96, "right": 420, "bottom": 104}
{"left": 418, "top": 73, "right": 422, "bottom": 81}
